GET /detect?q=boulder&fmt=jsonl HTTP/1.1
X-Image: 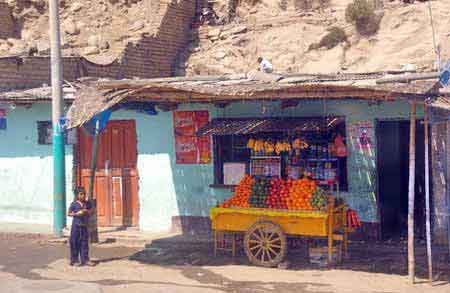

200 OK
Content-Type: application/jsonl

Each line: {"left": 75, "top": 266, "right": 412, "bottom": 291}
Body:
{"left": 130, "top": 20, "right": 145, "bottom": 32}
{"left": 87, "top": 35, "right": 100, "bottom": 47}
{"left": 98, "top": 40, "right": 110, "bottom": 50}
{"left": 207, "top": 28, "right": 222, "bottom": 40}
{"left": 83, "top": 46, "right": 100, "bottom": 55}
{"left": 221, "top": 25, "right": 247, "bottom": 39}
{"left": 71, "top": 2, "right": 83, "bottom": 12}
{"left": 63, "top": 20, "right": 80, "bottom": 35}
{"left": 36, "top": 40, "right": 50, "bottom": 55}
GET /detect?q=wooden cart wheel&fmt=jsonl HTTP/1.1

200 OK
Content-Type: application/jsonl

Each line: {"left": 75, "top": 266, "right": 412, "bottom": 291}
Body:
{"left": 244, "top": 221, "right": 286, "bottom": 267}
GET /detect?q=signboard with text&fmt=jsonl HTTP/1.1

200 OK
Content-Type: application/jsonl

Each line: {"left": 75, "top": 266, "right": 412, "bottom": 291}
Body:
{"left": 173, "top": 111, "right": 211, "bottom": 164}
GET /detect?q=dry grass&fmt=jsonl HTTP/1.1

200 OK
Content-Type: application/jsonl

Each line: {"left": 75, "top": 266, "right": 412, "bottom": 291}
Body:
{"left": 345, "top": 0, "right": 382, "bottom": 36}
{"left": 309, "top": 26, "right": 347, "bottom": 50}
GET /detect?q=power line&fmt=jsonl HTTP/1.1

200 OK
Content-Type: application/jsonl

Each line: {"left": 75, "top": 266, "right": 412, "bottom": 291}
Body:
{"left": 427, "top": 0, "right": 440, "bottom": 71}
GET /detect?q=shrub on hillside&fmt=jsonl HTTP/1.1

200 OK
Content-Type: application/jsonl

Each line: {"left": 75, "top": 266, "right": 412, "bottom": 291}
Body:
{"left": 345, "top": 0, "right": 381, "bottom": 36}
{"left": 309, "top": 27, "right": 347, "bottom": 50}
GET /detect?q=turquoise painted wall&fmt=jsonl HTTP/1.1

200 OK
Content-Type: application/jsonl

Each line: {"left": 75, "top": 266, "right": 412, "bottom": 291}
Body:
{"left": 111, "top": 99, "right": 423, "bottom": 231}
{"left": 0, "top": 99, "right": 424, "bottom": 232}
{"left": 0, "top": 103, "right": 74, "bottom": 225}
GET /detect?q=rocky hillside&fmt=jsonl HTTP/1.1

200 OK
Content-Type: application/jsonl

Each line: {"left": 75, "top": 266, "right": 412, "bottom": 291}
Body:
{"left": 0, "top": 0, "right": 159, "bottom": 62}
{"left": 1, "top": 0, "right": 449, "bottom": 77}
{"left": 182, "top": 0, "right": 450, "bottom": 75}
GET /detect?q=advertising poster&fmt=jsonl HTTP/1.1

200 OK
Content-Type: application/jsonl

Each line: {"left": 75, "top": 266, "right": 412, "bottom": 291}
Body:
{"left": 173, "top": 111, "right": 211, "bottom": 164}
{"left": 350, "top": 121, "right": 373, "bottom": 151}
{"left": 0, "top": 109, "right": 6, "bottom": 130}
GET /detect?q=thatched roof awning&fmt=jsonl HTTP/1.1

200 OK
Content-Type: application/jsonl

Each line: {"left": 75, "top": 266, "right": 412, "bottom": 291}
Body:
{"left": 197, "top": 117, "right": 344, "bottom": 136}
{"left": 430, "top": 96, "right": 450, "bottom": 111}
{"left": 66, "top": 71, "right": 440, "bottom": 129}
{"left": 0, "top": 86, "right": 76, "bottom": 103}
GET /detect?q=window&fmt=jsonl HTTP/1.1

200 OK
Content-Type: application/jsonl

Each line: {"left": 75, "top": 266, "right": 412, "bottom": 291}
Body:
{"left": 211, "top": 118, "right": 348, "bottom": 191}
{"left": 37, "top": 121, "right": 76, "bottom": 145}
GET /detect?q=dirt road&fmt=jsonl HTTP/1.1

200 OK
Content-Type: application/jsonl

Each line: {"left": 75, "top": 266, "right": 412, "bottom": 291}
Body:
{"left": 0, "top": 233, "right": 449, "bottom": 293}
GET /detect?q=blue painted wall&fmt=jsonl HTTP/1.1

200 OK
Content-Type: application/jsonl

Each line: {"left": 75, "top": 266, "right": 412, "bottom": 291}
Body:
{"left": 0, "top": 99, "right": 423, "bottom": 232}
{"left": 112, "top": 99, "right": 424, "bottom": 231}
{"left": 0, "top": 103, "right": 74, "bottom": 225}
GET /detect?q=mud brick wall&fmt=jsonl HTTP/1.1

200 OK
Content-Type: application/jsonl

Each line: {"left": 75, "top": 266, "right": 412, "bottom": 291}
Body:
{"left": 0, "top": 0, "right": 196, "bottom": 89}
{"left": 83, "top": 0, "right": 197, "bottom": 79}
{"left": 0, "top": 2, "right": 14, "bottom": 39}
{"left": 0, "top": 57, "right": 82, "bottom": 89}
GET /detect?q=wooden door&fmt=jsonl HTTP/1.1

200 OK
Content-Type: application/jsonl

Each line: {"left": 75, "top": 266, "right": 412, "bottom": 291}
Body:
{"left": 77, "top": 120, "right": 139, "bottom": 227}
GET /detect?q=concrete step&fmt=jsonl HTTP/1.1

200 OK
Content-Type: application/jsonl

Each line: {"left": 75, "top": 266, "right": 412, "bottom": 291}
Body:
{"left": 146, "top": 234, "right": 212, "bottom": 249}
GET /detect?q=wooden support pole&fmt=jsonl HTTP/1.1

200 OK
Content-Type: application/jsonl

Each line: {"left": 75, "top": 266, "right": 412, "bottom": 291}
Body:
{"left": 424, "top": 106, "right": 433, "bottom": 283}
{"left": 88, "top": 120, "right": 100, "bottom": 243}
{"left": 408, "top": 101, "right": 417, "bottom": 284}
{"left": 327, "top": 196, "right": 335, "bottom": 266}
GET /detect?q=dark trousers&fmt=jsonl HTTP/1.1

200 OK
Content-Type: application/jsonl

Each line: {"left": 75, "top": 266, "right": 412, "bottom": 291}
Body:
{"left": 70, "top": 224, "right": 89, "bottom": 264}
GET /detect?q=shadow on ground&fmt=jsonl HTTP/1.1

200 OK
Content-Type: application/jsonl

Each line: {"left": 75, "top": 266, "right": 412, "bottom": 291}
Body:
{"left": 1, "top": 232, "right": 450, "bottom": 292}
{"left": 130, "top": 234, "right": 450, "bottom": 283}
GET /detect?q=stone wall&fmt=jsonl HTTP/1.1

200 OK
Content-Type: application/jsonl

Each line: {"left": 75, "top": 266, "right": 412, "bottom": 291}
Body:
{"left": 0, "top": 0, "right": 197, "bottom": 89}
{"left": 0, "top": 2, "right": 14, "bottom": 39}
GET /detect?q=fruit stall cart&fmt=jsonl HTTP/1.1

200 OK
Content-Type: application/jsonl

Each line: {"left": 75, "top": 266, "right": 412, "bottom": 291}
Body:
{"left": 207, "top": 128, "right": 359, "bottom": 267}
{"left": 210, "top": 197, "right": 349, "bottom": 267}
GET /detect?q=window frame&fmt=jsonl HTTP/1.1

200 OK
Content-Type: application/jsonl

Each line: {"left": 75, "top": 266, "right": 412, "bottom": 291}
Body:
{"left": 211, "top": 120, "right": 348, "bottom": 191}
{"left": 37, "top": 121, "right": 76, "bottom": 145}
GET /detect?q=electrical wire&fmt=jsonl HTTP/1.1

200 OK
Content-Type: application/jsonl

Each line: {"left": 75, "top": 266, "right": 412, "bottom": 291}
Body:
{"left": 427, "top": 0, "right": 440, "bottom": 71}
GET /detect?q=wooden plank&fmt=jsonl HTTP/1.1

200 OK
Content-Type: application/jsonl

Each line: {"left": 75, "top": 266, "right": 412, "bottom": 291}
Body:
{"left": 130, "top": 90, "right": 402, "bottom": 102}
{"left": 111, "top": 175, "right": 124, "bottom": 226}
{"left": 408, "top": 101, "right": 417, "bottom": 284}
{"left": 376, "top": 72, "right": 439, "bottom": 84}
{"left": 327, "top": 197, "right": 335, "bottom": 266}
{"left": 431, "top": 121, "right": 448, "bottom": 244}
{"left": 96, "top": 74, "right": 247, "bottom": 90}
{"left": 424, "top": 107, "right": 433, "bottom": 283}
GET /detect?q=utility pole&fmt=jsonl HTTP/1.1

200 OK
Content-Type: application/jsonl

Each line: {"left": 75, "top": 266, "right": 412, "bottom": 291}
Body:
{"left": 49, "top": 0, "right": 66, "bottom": 237}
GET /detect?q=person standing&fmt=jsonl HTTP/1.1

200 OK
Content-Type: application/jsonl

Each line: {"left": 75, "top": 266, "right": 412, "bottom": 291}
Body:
{"left": 257, "top": 57, "right": 273, "bottom": 73}
{"left": 68, "top": 187, "right": 92, "bottom": 266}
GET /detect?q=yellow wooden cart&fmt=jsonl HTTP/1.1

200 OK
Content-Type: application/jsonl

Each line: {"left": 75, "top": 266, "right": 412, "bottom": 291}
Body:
{"left": 210, "top": 199, "right": 349, "bottom": 267}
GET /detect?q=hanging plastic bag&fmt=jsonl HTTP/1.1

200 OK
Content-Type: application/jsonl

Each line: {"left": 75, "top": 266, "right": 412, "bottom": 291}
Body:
{"left": 334, "top": 134, "right": 347, "bottom": 157}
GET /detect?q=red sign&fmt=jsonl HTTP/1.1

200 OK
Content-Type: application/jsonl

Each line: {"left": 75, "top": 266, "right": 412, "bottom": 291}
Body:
{"left": 173, "top": 111, "right": 211, "bottom": 164}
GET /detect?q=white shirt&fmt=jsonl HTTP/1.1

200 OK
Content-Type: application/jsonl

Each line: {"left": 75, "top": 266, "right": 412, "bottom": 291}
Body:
{"left": 260, "top": 58, "right": 273, "bottom": 73}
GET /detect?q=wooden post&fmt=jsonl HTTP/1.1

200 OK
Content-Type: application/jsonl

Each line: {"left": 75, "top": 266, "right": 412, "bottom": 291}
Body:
{"left": 424, "top": 106, "right": 433, "bottom": 283}
{"left": 343, "top": 205, "right": 348, "bottom": 258}
{"left": 88, "top": 120, "right": 100, "bottom": 243}
{"left": 327, "top": 196, "right": 335, "bottom": 266}
{"left": 431, "top": 120, "right": 449, "bottom": 244}
{"left": 408, "top": 101, "right": 417, "bottom": 284}
{"left": 214, "top": 230, "right": 217, "bottom": 257}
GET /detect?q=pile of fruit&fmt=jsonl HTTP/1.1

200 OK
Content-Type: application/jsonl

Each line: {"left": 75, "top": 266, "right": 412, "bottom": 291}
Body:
{"left": 286, "top": 178, "right": 316, "bottom": 210}
{"left": 292, "top": 138, "right": 309, "bottom": 150}
{"left": 266, "top": 178, "right": 289, "bottom": 209}
{"left": 220, "top": 175, "right": 329, "bottom": 211}
{"left": 310, "top": 186, "right": 328, "bottom": 210}
{"left": 220, "top": 175, "right": 253, "bottom": 208}
{"left": 248, "top": 177, "right": 271, "bottom": 208}
{"left": 247, "top": 139, "right": 293, "bottom": 155}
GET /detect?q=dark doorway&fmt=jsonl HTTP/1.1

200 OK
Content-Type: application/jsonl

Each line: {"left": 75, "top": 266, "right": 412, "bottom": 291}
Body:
{"left": 376, "top": 120, "right": 427, "bottom": 240}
